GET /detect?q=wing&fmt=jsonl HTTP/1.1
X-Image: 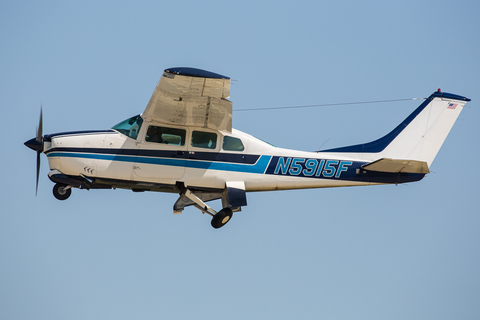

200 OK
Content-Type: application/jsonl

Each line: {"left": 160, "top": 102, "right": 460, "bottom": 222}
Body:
{"left": 142, "top": 67, "right": 232, "bottom": 132}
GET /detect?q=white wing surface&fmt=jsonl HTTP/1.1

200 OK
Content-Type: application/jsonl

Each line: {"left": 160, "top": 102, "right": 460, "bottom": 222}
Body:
{"left": 142, "top": 67, "right": 232, "bottom": 132}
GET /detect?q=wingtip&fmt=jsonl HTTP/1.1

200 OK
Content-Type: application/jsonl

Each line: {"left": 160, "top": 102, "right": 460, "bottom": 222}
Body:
{"left": 164, "top": 67, "right": 230, "bottom": 80}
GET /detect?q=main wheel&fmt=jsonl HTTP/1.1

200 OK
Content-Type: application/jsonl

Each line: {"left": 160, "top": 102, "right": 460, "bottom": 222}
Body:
{"left": 211, "top": 208, "right": 233, "bottom": 229}
{"left": 53, "top": 183, "right": 71, "bottom": 200}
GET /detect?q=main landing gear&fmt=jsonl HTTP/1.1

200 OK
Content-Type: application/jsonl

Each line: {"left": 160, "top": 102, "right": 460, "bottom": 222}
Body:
{"left": 211, "top": 208, "right": 233, "bottom": 229}
{"left": 53, "top": 183, "right": 72, "bottom": 200}
{"left": 174, "top": 188, "right": 235, "bottom": 229}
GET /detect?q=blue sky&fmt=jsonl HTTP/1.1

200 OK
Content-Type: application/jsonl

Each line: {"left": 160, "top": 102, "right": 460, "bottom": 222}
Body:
{"left": 1, "top": 1, "right": 479, "bottom": 319}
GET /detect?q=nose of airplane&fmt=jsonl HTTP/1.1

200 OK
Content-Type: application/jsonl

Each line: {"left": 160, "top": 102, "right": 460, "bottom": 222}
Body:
{"left": 24, "top": 137, "right": 44, "bottom": 152}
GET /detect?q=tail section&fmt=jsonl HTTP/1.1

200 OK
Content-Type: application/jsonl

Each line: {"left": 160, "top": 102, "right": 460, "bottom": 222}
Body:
{"left": 323, "top": 90, "right": 470, "bottom": 168}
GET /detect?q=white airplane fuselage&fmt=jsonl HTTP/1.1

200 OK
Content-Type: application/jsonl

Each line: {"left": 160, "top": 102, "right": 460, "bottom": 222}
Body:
{"left": 44, "top": 125, "right": 383, "bottom": 194}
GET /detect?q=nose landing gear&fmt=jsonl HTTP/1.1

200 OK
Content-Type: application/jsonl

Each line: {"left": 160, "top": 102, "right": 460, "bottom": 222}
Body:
{"left": 53, "top": 183, "right": 72, "bottom": 200}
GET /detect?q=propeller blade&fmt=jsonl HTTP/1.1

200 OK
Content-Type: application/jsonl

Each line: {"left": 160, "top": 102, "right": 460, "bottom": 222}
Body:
{"left": 34, "top": 106, "right": 43, "bottom": 195}
{"left": 36, "top": 150, "right": 41, "bottom": 196}
{"left": 36, "top": 106, "right": 43, "bottom": 142}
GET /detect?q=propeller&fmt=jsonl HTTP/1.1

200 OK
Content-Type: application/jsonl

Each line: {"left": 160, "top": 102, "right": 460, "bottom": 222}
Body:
{"left": 24, "top": 107, "right": 44, "bottom": 195}
{"left": 36, "top": 107, "right": 43, "bottom": 195}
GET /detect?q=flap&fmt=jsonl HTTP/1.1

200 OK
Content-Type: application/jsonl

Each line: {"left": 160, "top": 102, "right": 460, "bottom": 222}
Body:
{"left": 142, "top": 68, "right": 232, "bottom": 132}
{"left": 361, "top": 158, "right": 430, "bottom": 174}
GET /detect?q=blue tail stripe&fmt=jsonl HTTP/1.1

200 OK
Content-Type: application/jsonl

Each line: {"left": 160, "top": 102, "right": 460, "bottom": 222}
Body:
{"left": 320, "top": 91, "right": 469, "bottom": 154}
{"left": 320, "top": 97, "right": 432, "bottom": 153}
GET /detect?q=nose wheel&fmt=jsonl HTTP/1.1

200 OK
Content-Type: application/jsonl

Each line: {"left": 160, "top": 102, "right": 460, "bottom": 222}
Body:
{"left": 53, "top": 183, "right": 72, "bottom": 200}
{"left": 211, "top": 208, "right": 233, "bottom": 229}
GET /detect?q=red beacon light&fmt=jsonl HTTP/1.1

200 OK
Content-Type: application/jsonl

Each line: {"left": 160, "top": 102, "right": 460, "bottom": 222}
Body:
{"left": 437, "top": 88, "right": 441, "bottom": 92}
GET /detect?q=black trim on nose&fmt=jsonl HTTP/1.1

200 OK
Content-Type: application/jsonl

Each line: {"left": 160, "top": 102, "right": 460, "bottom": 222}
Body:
{"left": 24, "top": 137, "right": 43, "bottom": 152}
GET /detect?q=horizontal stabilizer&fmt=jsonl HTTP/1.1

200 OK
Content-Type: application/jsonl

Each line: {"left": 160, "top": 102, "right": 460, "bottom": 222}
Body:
{"left": 362, "top": 158, "right": 430, "bottom": 174}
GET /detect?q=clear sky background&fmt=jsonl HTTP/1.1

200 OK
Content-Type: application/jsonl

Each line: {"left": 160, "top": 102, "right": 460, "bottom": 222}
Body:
{"left": 1, "top": 1, "right": 479, "bottom": 319}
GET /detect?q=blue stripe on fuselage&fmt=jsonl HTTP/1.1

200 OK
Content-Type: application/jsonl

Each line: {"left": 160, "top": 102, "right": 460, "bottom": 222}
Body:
{"left": 45, "top": 147, "right": 260, "bottom": 165}
{"left": 47, "top": 152, "right": 271, "bottom": 174}
{"left": 46, "top": 151, "right": 425, "bottom": 183}
{"left": 264, "top": 156, "right": 425, "bottom": 183}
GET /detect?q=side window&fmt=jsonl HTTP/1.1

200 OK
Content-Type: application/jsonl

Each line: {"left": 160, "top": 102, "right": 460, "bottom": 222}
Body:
{"left": 191, "top": 131, "right": 217, "bottom": 149}
{"left": 146, "top": 126, "right": 186, "bottom": 146}
{"left": 223, "top": 136, "right": 245, "bottom": 151}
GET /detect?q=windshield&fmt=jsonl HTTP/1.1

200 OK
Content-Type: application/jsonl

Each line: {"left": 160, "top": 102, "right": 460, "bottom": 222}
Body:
{"left": 111, "top": 115, "right": 143, "bottom": 140}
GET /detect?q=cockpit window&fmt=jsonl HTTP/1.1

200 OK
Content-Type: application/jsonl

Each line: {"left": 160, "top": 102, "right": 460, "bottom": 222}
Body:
{"left": 111, "top": 115, "right": 143, "bottom": 140}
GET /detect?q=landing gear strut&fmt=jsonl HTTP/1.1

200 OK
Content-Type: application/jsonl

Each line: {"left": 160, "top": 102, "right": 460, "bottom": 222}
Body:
{"left": 174, "top": 188, "right": 234, "bottom": 229}
{"left": 53, "top": 183, "right": 71, "bottom": 200}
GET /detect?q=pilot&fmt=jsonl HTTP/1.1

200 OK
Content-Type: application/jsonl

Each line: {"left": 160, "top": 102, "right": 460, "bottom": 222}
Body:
{"left": 146, "top": 126, "right": 162, "bottom": 143}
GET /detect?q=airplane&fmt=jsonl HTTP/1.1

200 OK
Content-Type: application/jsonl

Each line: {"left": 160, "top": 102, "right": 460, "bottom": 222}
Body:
{"left": 25, "top": 67, "right": 471, "bottom": 229}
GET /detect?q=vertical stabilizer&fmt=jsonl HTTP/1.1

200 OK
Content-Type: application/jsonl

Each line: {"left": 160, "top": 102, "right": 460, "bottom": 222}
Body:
{"left": 322, "top": 91, "right": 470, "bottom": 167}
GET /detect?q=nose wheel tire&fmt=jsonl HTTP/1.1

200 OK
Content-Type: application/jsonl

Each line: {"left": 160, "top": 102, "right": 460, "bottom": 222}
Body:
{"left": 53, "top": 183, "right": 71, "bottom": 200}
{"left": 211, "top": 208, "right": 233, "bottom": 229}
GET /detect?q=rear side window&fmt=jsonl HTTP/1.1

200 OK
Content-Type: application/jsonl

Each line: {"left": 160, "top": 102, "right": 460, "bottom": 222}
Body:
{"left": 223, "top": 136, "right": 244, "bottom": 151}
{"left": 191, "top": 131, "right": 217, "bottom": 149}
{"left": 146, "top": 126, "right": 186, "bottom": 146}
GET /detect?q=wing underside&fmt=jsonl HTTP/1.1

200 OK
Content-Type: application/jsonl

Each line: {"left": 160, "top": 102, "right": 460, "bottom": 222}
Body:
{"left": 142, "top": 68, "right": 232, "bottom": 132}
